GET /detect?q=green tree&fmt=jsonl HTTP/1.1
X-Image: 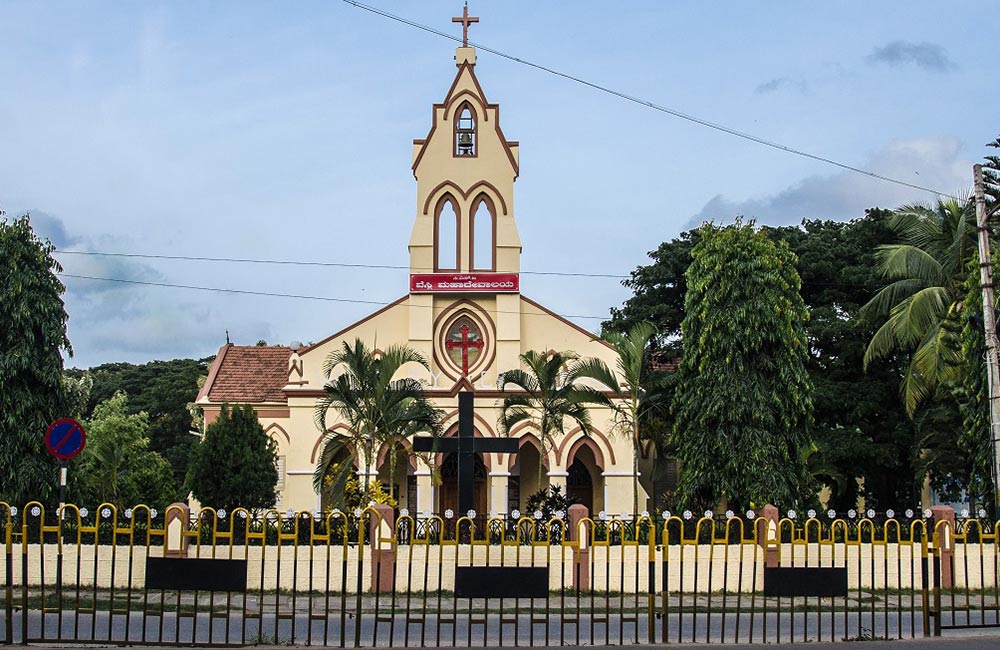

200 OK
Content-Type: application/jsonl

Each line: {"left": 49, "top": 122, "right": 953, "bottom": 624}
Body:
{"left": 673, "top": 221, "right": 814, "bottom": 510}
{"left": 984, "top": 135, "right": 1000, "bottom": 212}
{"left": 575, "top": 322, "right": 658, "bottom": 516}
{"left": 186, "top": 403, "right": 278, "bottom": 512}
{"left": 922, "top": 258, "right": 996, "bottom": 508}
{"left": 0, "top": 214, "right": 71, "bottom": 506}
{"left": 861, "top": 197, "right": 977, "bottom": 415}
{"left": 767, "top": 213, "right": 921, "bottom": 509}
{"left": 62, "top": 372, "right": 93, "bottom": 421}
{"left": 497, "top": 350, "right": 606, "bottom": 480}
{"left": 606, "top": 230, "right": 699, "bottom": 351}
{"left": 312, "top": 340, "right": 442, "bottom": 507}
{"left": 636, "top": 369, "right": 681, "bottom": 512}
{"left": 66, "top": 357, "right": 213, "bottom": 495}
{"left": 606, "top": 211, "right": 924, "bottom": 509}
{"left": 74, "top": 392, "right": 177, "bottom": 509}
{"left": 609, "top": 214, "right": 935, "bottom": 510}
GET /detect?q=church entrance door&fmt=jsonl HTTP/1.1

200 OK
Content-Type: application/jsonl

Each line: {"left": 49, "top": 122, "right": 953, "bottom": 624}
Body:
{"left": 440, "top": 451, "right": 487, "bottom": 516}
{"left": 567, "top": 457, "right": 594, "bottom": 514}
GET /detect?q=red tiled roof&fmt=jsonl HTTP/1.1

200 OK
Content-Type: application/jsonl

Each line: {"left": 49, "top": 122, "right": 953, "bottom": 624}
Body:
{"left": 204, "top": 344, "right": 292, "bottom": 404}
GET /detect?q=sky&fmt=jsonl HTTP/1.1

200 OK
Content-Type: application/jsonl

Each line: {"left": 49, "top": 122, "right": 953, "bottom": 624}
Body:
{"left": 0, "top": 1, "right": 994, "bottom": 368}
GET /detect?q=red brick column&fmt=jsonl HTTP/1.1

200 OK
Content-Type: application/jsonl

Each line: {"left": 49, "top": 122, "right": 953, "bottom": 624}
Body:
{"left": 568, "top": 504, "right": 590, "bottom": 591}
{"left": 368, "top": 504, "right": 396, "bottom": 593}
{"left": 756, "top": 504, "right": 780, "bottom": 568}
{"left": 164, "top": 503, "right": 190, "bottom": 558}
{"left": 929, "top": 505, "right": 955, "bottom": 589}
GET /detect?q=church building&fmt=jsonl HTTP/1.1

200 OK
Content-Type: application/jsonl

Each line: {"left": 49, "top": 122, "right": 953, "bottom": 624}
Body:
{"left": 195, "top": 11, "right": 648, "bottom": 517}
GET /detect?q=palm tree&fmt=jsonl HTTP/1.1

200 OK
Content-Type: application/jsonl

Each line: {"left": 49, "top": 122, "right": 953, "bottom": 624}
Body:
{"left": 86, "top": 436, "right": 128, "bottom": 509}
{"left": 862, "top": 196, "right": 977, "bottom": 415}
{"left": 574, "top": 322, "right": 657, "bottom": 517}
{"left": 313, "top": 339, "right": 443, "bottom": 507}
{"left": 497, "top": 350, "right": 607, "bottom": 487}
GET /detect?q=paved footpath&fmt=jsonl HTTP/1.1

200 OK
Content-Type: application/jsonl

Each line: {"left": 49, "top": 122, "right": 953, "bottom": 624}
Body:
{"left": 26, "top": 633, "right": 1000, "bottom": 649}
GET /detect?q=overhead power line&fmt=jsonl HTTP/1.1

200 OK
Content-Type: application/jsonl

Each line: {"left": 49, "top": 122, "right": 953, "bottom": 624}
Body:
{"left": 54, "top": 249, "right": 889, "bottom": 288}
{"left": 53, "top": 250, "right": 629, "bottom": 279}
{"left": 57, "top": 273, "right": 611, "bottom": 321}
{"left": 342, "top": 0, "right": 958, "bottom": 201}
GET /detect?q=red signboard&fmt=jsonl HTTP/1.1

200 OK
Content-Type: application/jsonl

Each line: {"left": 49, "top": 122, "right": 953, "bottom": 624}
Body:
{"left": 410, "top": 273, "right": 519, "bottom": 293}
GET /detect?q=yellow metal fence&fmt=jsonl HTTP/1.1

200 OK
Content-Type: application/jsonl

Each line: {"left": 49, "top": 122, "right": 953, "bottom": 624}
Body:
{"left": 0, "top": 502, "right": 997, "bottom": 646}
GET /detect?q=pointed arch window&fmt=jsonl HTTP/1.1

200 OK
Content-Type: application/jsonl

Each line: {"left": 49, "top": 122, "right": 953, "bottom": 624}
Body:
{"left": 454, "top": 103, "right": 477, "bottom": 157}
{"left": 434, "top": 196, "right": 460, "bottom": 271}
{"left": 470, "top": 195, "right": 495, "bottom": 271}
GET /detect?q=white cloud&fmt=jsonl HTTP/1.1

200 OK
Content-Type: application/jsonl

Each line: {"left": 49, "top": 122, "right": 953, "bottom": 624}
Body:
{"left": 689, "top": 136, "right": 971, "bottom": 227}
{"left": 6, "top": 208, "right": 258, "bottom": 367}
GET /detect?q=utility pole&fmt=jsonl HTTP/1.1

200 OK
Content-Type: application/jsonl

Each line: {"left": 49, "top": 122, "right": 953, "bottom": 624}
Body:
{"left": 973, "top": 163, "right": 1000, "bottom": 510}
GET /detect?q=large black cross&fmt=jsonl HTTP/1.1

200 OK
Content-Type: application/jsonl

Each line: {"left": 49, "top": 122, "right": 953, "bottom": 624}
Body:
{"left": 413, "top": 392, "right": 519, "bottom": 515}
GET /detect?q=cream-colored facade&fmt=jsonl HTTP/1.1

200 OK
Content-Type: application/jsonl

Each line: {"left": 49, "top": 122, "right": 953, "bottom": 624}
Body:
{"left": 196, "top": 45, "right": 648, "bottom": 517}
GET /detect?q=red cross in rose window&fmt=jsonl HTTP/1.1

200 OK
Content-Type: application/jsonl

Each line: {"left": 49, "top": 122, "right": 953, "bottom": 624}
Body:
{"left": 445, "top": 324, "right": 484, "bottom": 376}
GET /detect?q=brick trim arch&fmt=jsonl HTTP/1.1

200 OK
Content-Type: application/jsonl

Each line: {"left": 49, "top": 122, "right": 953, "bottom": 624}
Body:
{"left": 310, "top": 424, "right": 355, "bottom": 465}
{"left": 421, "top": 180, "right": 508, "bottom": 216}
{"left": 555, "top": 426, "right": 616, "bottom": 467}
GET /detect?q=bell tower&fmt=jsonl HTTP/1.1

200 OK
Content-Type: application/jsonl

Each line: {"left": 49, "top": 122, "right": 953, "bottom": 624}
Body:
{"left": 406, "top": 12, "right": 523, "bottom": 387}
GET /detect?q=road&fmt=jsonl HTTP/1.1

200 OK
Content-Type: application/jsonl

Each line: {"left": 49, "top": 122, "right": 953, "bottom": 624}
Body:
{"left": 7, "top": 608, "right": 1000, "bottom": 646}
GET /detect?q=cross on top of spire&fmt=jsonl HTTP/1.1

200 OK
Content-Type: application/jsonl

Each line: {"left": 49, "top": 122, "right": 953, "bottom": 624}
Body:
{"left": 452, "top": 3, "right": 479, "bottom": 47}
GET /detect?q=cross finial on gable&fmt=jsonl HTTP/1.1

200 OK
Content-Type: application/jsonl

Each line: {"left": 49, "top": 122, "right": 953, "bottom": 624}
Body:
{"left": 452, "top": 3, "right": 479, "bottom": 47}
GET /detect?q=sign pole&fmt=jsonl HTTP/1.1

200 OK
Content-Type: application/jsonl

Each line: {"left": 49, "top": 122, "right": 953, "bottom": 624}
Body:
{"left": 56, "top": 459, "right": 65, "bottom": 598}
{"left": 974, "top": 163, "right": 1000, "bottom": 514}
{"left": 58, "top": 460, "right": 67, "bottom": 517}
{"left": 45, "top": 417, "right": 86, "bottom": 599}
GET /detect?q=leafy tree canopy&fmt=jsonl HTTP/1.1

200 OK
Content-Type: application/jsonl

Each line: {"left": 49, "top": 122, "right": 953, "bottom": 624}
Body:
{"left": 861, "top": 197, "right": 977, "bottom": 414}
{"left": 605, "top": 230, "right": 699, "bottom": 351}
{"left": 64, "top": 357, "right": 212, "bottom": 498}
{"left": 186, "top": 403, "right": 278, "bottom": 512}
{"left": 984, "top": 135, "right": 1000, "bottom": 213}
{"left": 74, "top": 391, "right": 177, "bottom": 509}
{"left": 926, "top": 258, "right": 996, "bottom": 508}
{"left": 770, "top": 212, "right": 920, "bottom": 509}
{"left": 607, "top": 210, "right": 922, "bottom": 510}
{"left": 0, "top": 214, "right": 71, "bottom": 506}
{"left": 672, "top": 221, "right": 814, "bottom": 510}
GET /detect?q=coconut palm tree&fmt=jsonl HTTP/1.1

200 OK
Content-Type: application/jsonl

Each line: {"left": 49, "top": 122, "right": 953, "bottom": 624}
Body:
{"left": 574, "top": 322, "right": 657, "bottom": 517}
{"left": 497, "top": 350, "right": 607, "bottom": 485}
{"left": 313, "top": 339, "right": 443, "bottom": 507}
{"left": 862, "top": 196, "right": 977, "bottom": 415}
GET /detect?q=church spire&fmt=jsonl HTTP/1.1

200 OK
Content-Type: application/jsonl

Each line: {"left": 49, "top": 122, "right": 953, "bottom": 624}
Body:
{"left": 452, "top": 3, "right": 479, "bottom": 48}
{"left": 408, "top": 6, "right": 521, "bottom": 285}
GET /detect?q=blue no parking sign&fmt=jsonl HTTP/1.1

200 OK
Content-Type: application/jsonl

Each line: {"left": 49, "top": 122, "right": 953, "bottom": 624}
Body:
{"left": 44, "top": 418, "right": 87, "bottom": 460}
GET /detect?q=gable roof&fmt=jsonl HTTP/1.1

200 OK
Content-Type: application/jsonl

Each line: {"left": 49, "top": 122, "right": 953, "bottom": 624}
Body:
{"left": 411, "top": 62, "right": 519, "bottom": 178}
{"left": 198, "top": 343, "right": 292, "bottom": 404}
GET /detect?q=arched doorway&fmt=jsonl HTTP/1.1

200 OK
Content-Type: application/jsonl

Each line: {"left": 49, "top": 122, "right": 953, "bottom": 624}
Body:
{"left": 439, "top": 452, "right": 487, "bottom": 516}
{"left": 567, "top": 443, "right": 604, "bottom": 514}
{"left": 567, "top": 457, "right": 593, "bottom": 513}
{"left": 510, "top": 440, "right": 548, "bottom": 510}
